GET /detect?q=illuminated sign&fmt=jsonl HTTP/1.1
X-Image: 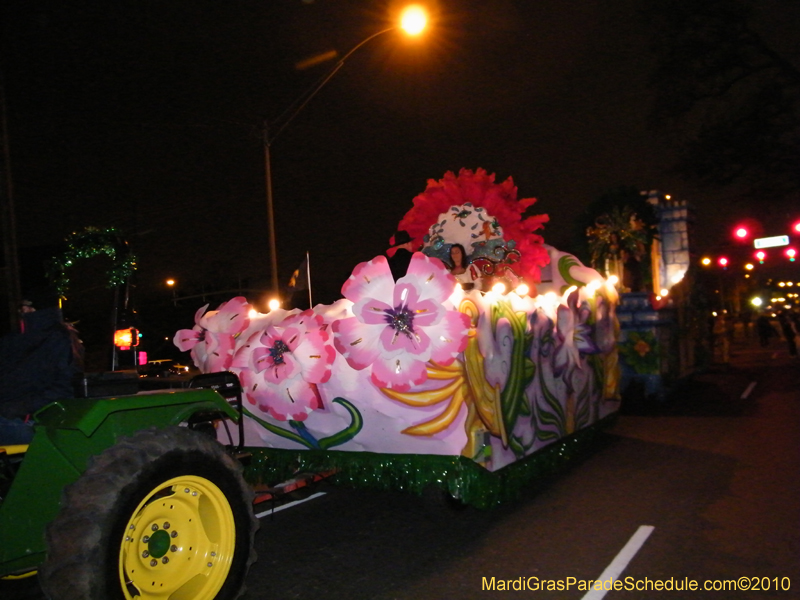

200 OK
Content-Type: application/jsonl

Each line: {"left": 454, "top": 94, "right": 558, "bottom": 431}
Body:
{"left": 754, "top": 235, "right": 789, "bottom": 249}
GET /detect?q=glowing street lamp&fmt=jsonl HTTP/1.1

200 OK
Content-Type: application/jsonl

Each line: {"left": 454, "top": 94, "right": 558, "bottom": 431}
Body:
{"left": 400, "top": 5, "right": 428, "bottom": 34}
{"left": 263, "top": 6, "right": 428, "bottom": 295}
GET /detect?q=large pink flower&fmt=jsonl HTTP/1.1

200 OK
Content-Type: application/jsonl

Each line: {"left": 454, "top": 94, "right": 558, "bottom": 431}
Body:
{"left": 333, "top": 252, "right": 470, "bottom": 391}
{"left": 251, "top": 310, "right": 335, "bottom": 385}
{"left": 173, "top": 296, "right": 251, "bottom": 372}
{"left": 232, "top": 309, "right": 335, "bottom": 422}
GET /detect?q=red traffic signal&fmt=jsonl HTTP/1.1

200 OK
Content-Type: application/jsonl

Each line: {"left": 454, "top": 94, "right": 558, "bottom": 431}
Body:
{"left": 114, "top": 327, "right": 139, "bottom": 348}
{"left": 734, "top": 226, "right": 749, "bottom": 240}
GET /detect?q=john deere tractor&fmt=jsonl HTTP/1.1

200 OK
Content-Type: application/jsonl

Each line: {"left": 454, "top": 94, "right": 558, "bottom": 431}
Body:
{"left": 0, "top": 373, "right": 258, "bottom": 600}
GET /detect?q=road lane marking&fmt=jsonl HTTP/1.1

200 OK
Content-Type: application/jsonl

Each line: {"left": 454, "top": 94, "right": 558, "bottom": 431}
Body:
{"left": 255, "top": 491, "right": 327, "bottom": 518}
{"left": 581, "top": 525, "right": 655, "bottom": 600}
{"left": 740, "top": 381, "right": 757, "bottom": 399}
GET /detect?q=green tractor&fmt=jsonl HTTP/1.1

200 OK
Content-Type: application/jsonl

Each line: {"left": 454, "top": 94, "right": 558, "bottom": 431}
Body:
{"left": 0, "top": 373, "right": 259, "bottom": 600}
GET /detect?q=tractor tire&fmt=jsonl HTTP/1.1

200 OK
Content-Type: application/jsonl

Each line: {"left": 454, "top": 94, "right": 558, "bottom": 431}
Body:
{"left": 39, "top": 426, "right": 258, "bottom": 600}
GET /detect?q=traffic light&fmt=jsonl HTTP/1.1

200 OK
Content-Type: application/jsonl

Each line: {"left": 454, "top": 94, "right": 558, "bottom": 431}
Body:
{"left": 718, "top": 256, "right": 729, "bottom": 269}
{"left": 787, "top": 248, "right": 797, "bottom": 262}
{"left": 734, "top": 226, "right": 749, "bottom": 240}
{"left": 793, "top": 220, "right": 800, "bottom": 234}
{"left": 114, "top": 327, "right": 139, "bottom": 348}
{"left": 755, "top": 250, "right": 766, "bottom": 264}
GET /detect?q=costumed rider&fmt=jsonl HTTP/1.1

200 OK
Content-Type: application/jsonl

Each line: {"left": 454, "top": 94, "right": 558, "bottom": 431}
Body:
{"left": 0, "top": 287, "right": 84, "bottom": 444}
{"left": 448, "top": 243, "right": 483, "bottom": 291}
{"left": 387, "top": 230, "right": 415, "bottom": 281}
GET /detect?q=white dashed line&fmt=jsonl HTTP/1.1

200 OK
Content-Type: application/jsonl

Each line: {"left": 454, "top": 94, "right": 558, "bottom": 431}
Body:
{"left": 740, "top": 381, "right": 757, "bottom": 399}
{"left": 581, "top": 525, "right": 655, "bottom": 600}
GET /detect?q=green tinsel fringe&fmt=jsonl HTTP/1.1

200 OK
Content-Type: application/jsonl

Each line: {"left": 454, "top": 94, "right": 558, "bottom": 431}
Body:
{"left": 242, "top": 415, "right": 616, "bottom": 509}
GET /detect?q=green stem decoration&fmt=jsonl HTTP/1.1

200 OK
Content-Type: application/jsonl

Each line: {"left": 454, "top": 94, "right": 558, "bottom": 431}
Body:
{"left": 243, "top": 397, "right": 363, "bottom": 450}
{"left": 493, "top": 300, "right": 536, "bottom": 452}
{"left": 557, "top": 255, "right": 585, "bottom": 294}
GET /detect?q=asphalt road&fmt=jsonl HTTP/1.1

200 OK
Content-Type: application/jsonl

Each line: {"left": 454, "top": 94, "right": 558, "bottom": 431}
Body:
{"left": 3, "top": 333, "right": 798, "bottom": 599}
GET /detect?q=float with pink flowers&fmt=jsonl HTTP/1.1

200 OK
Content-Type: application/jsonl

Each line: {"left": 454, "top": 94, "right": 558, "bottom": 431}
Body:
{"left": 175, "top": 169, "right": 621, "bottom": 508}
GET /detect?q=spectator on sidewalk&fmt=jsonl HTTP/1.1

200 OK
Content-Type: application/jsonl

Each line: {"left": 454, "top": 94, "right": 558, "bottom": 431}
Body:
{"left": 756, "top": 314, "right": 776, "bottom": 347}
{"left": 777, "top": 312, "right": 797, "bottom": 357}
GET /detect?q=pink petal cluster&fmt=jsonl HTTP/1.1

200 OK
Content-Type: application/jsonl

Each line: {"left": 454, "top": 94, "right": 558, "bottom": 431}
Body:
{"left": 333, "top": 253, "right": 470, "bottom": 391}
{"left": 396, "top": 168, "right": 550, "bottom": 282}
{"left": 173, "top": 296, "right": 251, "bottom": 372}
{"left": 240, "top": 310, "right": 336, "bottom": 422}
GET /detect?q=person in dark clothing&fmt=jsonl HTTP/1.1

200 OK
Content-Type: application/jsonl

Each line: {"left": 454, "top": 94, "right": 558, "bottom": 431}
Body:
{"left": 777, "top": 312, "right": 797, "bottom": 357}
{"left": 387, "top": 230, "right": 415, "bottom": 281}
{"left": 0, "top": 290, "right": 83, "bottom": 444}
{"left": 756, "top": 314, "right": 776, "bottom": 347}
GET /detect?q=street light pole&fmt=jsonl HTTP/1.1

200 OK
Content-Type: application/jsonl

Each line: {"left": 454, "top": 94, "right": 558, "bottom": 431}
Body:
{"left": 262, "top": 5, "right": 428, "bottom": 298}
{"left": 262, "top": 28, "right": 392, "bottom": 297}
{"left": 263, "top": 121, "right": 279, "bottom": 295}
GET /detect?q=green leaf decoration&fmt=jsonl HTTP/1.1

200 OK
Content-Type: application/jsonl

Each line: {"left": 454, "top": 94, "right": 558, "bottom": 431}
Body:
{"left": 557, "top": 255, "right": 585, "bottom": 294}
{"left": 243, "top": 407, "right": 313, "bottom": 448}
{"left": 493, "top": 301, "right": 537, "bottom": 439}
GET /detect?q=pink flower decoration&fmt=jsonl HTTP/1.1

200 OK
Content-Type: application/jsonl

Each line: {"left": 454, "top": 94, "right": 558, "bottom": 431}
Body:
{"left": 333, "top": 252, "right": 470, "bottom": 391}
{"left": 173, "top": 296, "right": 251, "bottom": 372}
{"left": 232, "top": 310, "right": 335, "bottom": 422}
{"left": 240, "top": 369, "right": 323, "bottom": 422}
{"left": 251, "top": 310, "right": 335, "bottom": 385}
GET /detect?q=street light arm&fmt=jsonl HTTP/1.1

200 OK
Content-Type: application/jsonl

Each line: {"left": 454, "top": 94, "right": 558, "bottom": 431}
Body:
{"left": 265, "top": 26, "right": 395, "bottom": 147}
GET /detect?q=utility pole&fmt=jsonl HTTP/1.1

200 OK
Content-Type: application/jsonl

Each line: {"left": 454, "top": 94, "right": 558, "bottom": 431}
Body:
{"left": 0, "top": 70, "right": 21, "bottom": 333}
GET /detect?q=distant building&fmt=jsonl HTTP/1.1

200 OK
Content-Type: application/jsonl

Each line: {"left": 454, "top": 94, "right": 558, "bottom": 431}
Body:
{"left": 645, "top": 190, "right": 694, "bottom": 293}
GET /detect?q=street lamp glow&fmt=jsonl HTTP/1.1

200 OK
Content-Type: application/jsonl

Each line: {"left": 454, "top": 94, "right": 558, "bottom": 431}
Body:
{"left": 751, "top": 297, "right": 763, "bottom": 307}
{"left": 400, "top": 5, "right": 428, "bottom": 35}
{"left": 166, "top": 279, "right": 175, "bottom": 287}
{"left": 701, "top": 257, "right": 712, "bottom": 266}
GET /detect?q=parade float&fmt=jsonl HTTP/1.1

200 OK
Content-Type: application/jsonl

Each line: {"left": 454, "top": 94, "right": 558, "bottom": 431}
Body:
{"left": 175, "top": 168, "right": 622, "bottom": 508}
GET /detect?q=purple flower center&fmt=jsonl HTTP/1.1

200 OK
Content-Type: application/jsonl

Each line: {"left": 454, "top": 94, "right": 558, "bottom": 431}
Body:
{"left": 384, "top": 305, "right": 415, "bottom": 339}
{"left": 269, "top": 339, "right": 291, "bottom": 365}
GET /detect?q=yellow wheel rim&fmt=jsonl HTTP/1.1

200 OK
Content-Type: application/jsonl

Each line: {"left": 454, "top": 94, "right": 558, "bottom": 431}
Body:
{"left": 118, "top": 475, "right": 236, "bottom": 600}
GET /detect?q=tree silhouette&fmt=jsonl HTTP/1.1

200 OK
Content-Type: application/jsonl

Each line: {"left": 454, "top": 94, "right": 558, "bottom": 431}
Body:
{"left": 646, "top": 0, "right": 800, "bottom": 203}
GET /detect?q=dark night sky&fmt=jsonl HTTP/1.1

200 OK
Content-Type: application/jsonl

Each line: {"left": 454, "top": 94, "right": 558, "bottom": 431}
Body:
{"left": 3, "top": 0, "right": 798, "bottom": 310}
